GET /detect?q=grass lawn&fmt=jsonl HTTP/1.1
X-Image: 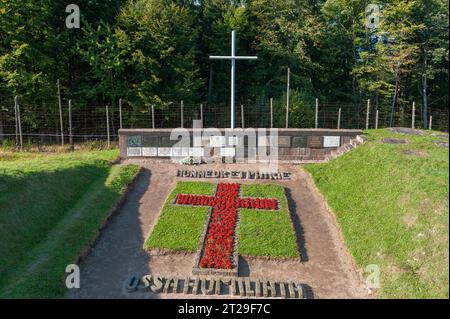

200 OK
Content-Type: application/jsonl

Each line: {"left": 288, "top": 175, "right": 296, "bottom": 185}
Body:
{"left": 144, "top": 181, "right": 298, "bottom": 258}
{"left": 305, "top": 129, "right": 449, "bottom": 298}
{"left": 0, "top": 149, "right": 140, "bottom": 298}
{"left": 144, "top": 181, "right": 216, "bottom": 252}
{"left": 239, "top": 184, "right": 298, "bottom": 258}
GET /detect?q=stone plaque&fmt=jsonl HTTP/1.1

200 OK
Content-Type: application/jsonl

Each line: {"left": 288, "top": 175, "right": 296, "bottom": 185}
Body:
{"left": 143, "top": 136, "right": 160, "bottom": 147}
{"left": 220, "top": 147, "right": 235, "bottom": 157}
{"left": 127, "top": 147, "right": 142, "bottom": 157}
{"left": 160, "top": 136, "right": 173, "bottom": 147}
{"left": 227, "top": 136, "right": 239, "bottom": 146}
{"left": 158, "top": 147, "right": 172, "bottom": 157}
{"left": 292, "top": 136, "right": 307, "bottom": 148}
{"left": 323, "top": 136, "right": 341, "bottom": 147}
{"left": 210, "top": 136, "right": 226, "bottom": 147}
{"left": 142, "top": 147, "right": 157, "bottom": 156}
{"left": 172, "top": 147, "right": 189, "bottom": 157}
{"left": 189, "top": 147, "right": 204, "bottom": 157}
{"left": 307, "top": 136, "right": 322, "bottom": 148}
{"left": 127, "top": 136, "right": 142, "bottom": 147}
{"left": 278, "top": 136, "right": 291, "bottom": 147}
{"left": 258, "top": 136, "right": 273, "bottom": 147}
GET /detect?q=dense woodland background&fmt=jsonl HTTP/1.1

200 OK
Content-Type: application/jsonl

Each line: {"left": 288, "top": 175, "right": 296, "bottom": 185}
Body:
{"left": 0, "top": 0, "right": 448, "bottom": 132}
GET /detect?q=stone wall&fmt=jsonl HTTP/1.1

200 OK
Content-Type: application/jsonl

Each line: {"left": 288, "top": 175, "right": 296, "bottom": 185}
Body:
{"left": 119, "top": 128, "right": 364, "bottom": 163}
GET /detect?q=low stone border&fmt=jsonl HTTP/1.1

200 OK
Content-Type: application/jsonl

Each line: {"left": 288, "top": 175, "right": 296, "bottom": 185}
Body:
{"left": 435, "top": 141, "right": 449, "bottom": 148}
{"left": 382, "top": 137, "right": 409, "bottom": 145}
{"left": 387, "top": 127, "right": 424, "bottom": 135}
{"left": 401, "top": 150, "right": 428, "bottom": 157}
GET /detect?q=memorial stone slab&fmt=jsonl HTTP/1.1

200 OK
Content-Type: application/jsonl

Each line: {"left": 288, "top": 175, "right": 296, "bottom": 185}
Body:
{"left": 142, "top": 147, "right": 157, "bottom": 156}
{"left": 292, "top": 136, "right": 307, "bottom": 148}
{"left": 127, "top": 135, "right": 142, "bottom": 147}
{"left": 143, "top": 135, "right": 160, "bottom": 147}
{"left": 307, "top": 136, "right": 322, "bottom": 148}
{"left": 158, "top": 147, "right": 172, "bottom": 157}
{"left": 323, "top": 136, "right": 341, "bottom": 147}
{"left": 278, "top": 136, "right": 291, "bottom": 147}
{"left": 127, "top": 147, "right": 142, "bottom": 157}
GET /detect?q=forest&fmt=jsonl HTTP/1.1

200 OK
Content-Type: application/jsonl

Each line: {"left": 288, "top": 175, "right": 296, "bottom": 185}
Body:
{"left": 0, "top": 0, "right": 448, "bottom": 131}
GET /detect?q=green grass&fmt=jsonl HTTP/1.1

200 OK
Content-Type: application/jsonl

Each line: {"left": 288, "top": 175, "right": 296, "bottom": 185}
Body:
{"left": 304, "top": 129, "right": 449, "bottom": 298}
{"left": 144, "top": 181, "right": 216, "bottom": 251}
{"left": 239, "top": 184, "right": 298, "bottom": 258}
{"left": 144, "top": 181, "right": 298, "bottom": 258}
{"left": 0, "top": 149, "right": 140, "bottom": 298}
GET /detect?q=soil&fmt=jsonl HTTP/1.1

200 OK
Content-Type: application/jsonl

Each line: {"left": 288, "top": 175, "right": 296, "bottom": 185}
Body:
{"left": 66, "top": 160, "right": 370, "bottom": 299}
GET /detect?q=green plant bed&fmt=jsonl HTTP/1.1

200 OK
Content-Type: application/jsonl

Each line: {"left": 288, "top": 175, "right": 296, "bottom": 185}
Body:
{"left": 144, "top": 181, "right": 299, "bottom": 258}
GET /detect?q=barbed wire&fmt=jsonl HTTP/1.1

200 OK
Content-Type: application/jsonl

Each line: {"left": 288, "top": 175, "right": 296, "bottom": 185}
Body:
{"left": 0, "top": 100, "right": 448, "bottom": 146}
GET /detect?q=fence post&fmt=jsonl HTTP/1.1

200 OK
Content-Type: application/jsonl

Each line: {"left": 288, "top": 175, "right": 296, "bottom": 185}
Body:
{"left": 200, "top": 103, "right": 203, "bottom": 125}
{"left": 14, "top": 96, "right": 18, "bottom": 147}
{"left": 68, "top": 100, "right": 73, "bottom": 150}
{"left": 315, "top": 98, "right": 319, "bottom": 129}
{"left": 57, "top": 79, "right": 64, "bottom": 146}
{"left": 270, "top": 98, "right": 273, "bottom": 129}
{"left": 429, "top": 115, "right": 432, "bottom": 130}
{"left": 241, "top": 104, "right": 244, "bottom": 128}
{"left": 337, "top": 108, "right": 341, "bottom": 129}
{"left": 365, "top": 99, "right": 370, "bottom": 130}
{"left": 180, "top": 100, "right": 184, "bottom": 128}
{"left": 119, "top": 98, "right": 123, "bottom": 129}
{"left": 106, "top": 105, "right": 110, "bottom": 148}
{"left": 15, "top": 96, "right": 23, "bottom": 151}
{"left": 411, "top": 101, "right": 415, "bottom": 128}
{"left": 152, "top": 105, "right": 155, "bottom": 129}
{"left": 375, "top": 109, "right": 379, "bottom": 129}
{"left": 286, "top": 68, "right": 290, "bottom": 129}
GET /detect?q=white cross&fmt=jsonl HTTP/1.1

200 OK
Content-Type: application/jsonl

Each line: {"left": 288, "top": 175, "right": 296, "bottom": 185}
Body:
{"left": 209, "top": 30, "right": 258, "bottom": 129}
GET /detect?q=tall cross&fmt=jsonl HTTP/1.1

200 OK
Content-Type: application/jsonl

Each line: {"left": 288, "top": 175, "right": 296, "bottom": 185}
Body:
{"left": 175, "top": 182, "right": 278, "bottom": 270}
{"left": 210, "top": 30, "right": 258, "bottom": 129}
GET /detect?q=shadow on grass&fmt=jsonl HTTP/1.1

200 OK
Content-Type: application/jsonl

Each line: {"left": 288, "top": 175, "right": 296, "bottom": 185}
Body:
{"left": 285, "top": 187, "right": 309, "bottom": 262}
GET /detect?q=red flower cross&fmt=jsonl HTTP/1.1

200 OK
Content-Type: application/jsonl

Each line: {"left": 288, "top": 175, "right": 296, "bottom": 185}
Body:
{"left": 175, "top": 183, "right": 279, "bottom": 270}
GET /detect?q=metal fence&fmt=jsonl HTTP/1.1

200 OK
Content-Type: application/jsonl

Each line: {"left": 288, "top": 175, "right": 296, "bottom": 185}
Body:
{"left": 0, "top": 98, "right": 448, "bottom": 147}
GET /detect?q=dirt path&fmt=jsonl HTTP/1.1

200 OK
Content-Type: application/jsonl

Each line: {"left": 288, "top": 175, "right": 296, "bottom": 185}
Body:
{"left": 67, "top": 161, "right": 369, "bottom": 299}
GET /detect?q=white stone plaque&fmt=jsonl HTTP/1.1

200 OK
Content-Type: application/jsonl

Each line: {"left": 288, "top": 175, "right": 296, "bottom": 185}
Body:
{"left": 127, "top": 147, "right": 142, "bottom": 157}
{"left": 209, "top": 136, "right": 226, "bottom": 147}
{"left": 142, "top": 147, "right": 157, "bottom": 156}
{"left": 228, "top": 136, "right": 239, "bottom": 146}
{"left": 172, "top": 147, "right": 189, "bottom": 157}
{"left": 189, "top": 147, "right": 204, "bottom": 157}
{"left": 323, "top": 136, "right": 341, "bottom": 147}
{"left": 158, "top": 147, "right": 172, "bottom": 157}
{"left": 220, "top": 147, "right": 235, "bottom": 157}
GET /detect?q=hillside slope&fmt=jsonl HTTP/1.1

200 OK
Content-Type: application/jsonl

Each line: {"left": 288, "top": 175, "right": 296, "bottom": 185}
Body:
{"left": 305, "top": 129, "right": 449, "bottom": 298}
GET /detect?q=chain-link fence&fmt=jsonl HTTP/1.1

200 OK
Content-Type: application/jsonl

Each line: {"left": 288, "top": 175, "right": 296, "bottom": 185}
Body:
{"left": 0, "top": 99, "right": 448, "bottom": 147}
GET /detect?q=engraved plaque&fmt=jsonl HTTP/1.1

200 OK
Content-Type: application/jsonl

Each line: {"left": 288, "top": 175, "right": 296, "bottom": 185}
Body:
{"left": 127, "top": 147, "right": 142, "bottom": 157}
{"left": 189, "top": 147, "right": 204, "bottom": 157}
{"left": 142, "top": 147, "right": 157, "bottom": 156}
{"left": 278, "top": 136, "right": 291, "bottom": 147}
{"left": 127, "top": 136, "right": 142, "bottom": 147}
{"left": 220, "top": 147, "right": 235, "bottom": 157}
{"left": 323, "top": 136, "right": 341, "bottom": 147}
{"left": 172, "top": 147, "right": 189, "bottom": 157}
{"left": 292, "top": 136, "right": 307, "bottom": 148}
{"left": 143, "top": 136, "right": 160, "bottom": 147}
{"left": 158, "top": 147, "right": 172, "bottom": 157}
{"left": 307, "top": 136, "right": 322, "bottom": 148}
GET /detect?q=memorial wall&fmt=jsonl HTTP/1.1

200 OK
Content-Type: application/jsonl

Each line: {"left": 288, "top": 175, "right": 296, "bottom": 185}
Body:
{"left": 119, "top": 128, "right": 364, "bottom": 163}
